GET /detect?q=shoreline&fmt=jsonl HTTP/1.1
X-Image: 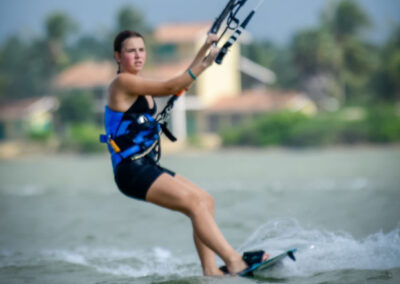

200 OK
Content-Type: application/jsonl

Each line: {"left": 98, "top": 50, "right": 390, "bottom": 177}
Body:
{"left": 1, "top": 139, "right": 400, "bottom": 160}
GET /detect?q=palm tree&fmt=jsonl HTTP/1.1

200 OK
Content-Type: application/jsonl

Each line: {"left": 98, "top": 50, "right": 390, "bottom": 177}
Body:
{"left": 45, "top": 12, "right": 77, "bottom": 67}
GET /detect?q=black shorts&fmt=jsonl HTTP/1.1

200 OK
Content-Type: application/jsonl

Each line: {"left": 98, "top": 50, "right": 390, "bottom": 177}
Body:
{"left": 114, "top": 156, "right": 175, "bottom": 201}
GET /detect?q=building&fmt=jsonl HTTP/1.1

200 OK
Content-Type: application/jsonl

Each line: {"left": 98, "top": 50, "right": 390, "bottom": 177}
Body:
{"left": 205, "top": 89, "right": 316, "bottom": 133}
{"left": 0, "top": 96, "right": 59, "bottom": 140}
{"left": 53, "top": 60, "right": 116, "bottom": 114}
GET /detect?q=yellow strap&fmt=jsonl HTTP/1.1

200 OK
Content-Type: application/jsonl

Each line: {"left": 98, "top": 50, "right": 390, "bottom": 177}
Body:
{"left": 109, "top": 138, "right": 121, "bottom": 153}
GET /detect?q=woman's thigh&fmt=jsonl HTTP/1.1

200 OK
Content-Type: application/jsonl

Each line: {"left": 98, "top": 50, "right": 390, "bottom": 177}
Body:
{"left": 145, "top": 173, "right": 211, "bottom": 215}
{"left": 174, "top": 175, "right": 215, "bottom": 214}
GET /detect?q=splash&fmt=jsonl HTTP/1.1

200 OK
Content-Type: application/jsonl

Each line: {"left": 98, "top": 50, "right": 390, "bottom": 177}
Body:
{"left": 39, "top": 246, "right": 198, "bottom": 278}
{"left": 238, "top": 219, "right": 400, "bottom": 277}
{"left": 2, "top": 219, "right": 399, "bottom": 279}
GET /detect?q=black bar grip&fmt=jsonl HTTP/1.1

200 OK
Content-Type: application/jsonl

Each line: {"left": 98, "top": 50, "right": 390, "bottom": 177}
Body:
{"left": 215, "top": 46, "right": 229, "bottom": 64}
{"left": 209, "top": 0, "right": 236, "bottom": 34}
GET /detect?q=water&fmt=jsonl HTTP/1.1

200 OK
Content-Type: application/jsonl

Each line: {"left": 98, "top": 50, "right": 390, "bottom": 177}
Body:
{"left": 1, "top": 146, "right": 400, "bottom": 284}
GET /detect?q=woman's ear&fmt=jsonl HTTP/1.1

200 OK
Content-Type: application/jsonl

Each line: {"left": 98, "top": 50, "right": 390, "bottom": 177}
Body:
{"left": 114, "top": 51, "right": 121, "bottom": 63}
{"left": 114, "top": 51, "right": 122, "bottom": 73}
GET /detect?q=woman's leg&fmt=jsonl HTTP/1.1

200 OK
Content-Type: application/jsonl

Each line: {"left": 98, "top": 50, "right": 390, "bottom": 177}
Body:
{"left": 174, "top": 175, "right": 221, "bottom": 275}
{"left": 193, "top": 231, "right": 222, "bottom": 275}
{"left": 146, "top": 173, "right": 250, "bottom": 275}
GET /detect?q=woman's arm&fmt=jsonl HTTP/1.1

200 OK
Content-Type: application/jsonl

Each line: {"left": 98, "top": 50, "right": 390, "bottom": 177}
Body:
{"left": 116, "top": 43, "right": 219, "bottom": 97}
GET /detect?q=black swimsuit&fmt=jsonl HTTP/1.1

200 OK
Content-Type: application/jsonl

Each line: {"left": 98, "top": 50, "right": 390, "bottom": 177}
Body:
{"left": 114, "top": 96, "right": 175, "bottom": 200}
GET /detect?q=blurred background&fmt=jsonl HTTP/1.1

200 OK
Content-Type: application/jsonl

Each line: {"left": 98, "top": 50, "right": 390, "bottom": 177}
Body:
{"left": 0, "top": 0, "right": 399, "bottom": 154}
{"left": 1, "top": 1, "right": 400, "bottom": 283}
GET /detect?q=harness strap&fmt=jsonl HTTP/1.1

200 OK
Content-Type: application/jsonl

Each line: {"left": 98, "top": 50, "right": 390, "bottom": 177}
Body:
{"left": 160, "top": 122, "right": 177, "bottom": 142}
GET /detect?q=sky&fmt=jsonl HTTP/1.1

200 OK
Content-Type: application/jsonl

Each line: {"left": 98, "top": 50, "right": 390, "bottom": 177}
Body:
{"left": 0, "top": 0, "right": 399, "bottom": 45}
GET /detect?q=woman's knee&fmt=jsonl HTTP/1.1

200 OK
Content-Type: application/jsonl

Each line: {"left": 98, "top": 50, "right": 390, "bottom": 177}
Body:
{"left": 186, "top": 190, "right": 215, "bottom": 217}
{"left": 203, "top": 191, "right": 215, "bottom": 215}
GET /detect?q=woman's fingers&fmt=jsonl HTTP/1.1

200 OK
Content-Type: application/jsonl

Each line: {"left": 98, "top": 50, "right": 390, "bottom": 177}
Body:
{"left": 206, "top": 33, "right": 219, "bottom": 46}
{"left": 204, "top": 46, "right": 220, "bottom": 65}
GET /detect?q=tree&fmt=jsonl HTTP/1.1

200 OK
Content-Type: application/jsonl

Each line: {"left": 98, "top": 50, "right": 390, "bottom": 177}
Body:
{"left": 0, "top": 36, "right": 51, "bottom": 99}
{"left": 45, "top": 12, "right": 78, "bottom": 67}
{"left": 291, "top": 29, "right": 342, "bottom": 75}
{"left": 325, "top": 0, "right": 376, "bottom": 102}
{"left": 57, "top": 91, "right": 94, "bottom": 125}
{"left": 371, "top": 26, "right": 400, "bottom": 101}
{"left": 288, "top": 0, "right": 377, "bottom": 107}
{"left": 116, "top": 5, "right": 148, "bottom": 33}
{"left": 66, "top": 35, "right": 110, "bottom": 63}
{"left": 324, "top": 0, "right": 370, "bottom": 42}
{"left": 289, "top": 28, "right": 344, "bottom": 108}
{"left": 385, "top": 27, "right": 400, "bottom": 99}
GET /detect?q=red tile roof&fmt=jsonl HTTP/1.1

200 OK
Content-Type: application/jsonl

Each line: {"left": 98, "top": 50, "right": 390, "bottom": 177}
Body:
{"left": 206, "top": 89, "right": 306, "bottom": 113}
{"left": 54, "top": 61, "right": 116, "bottom": 89}
{"left": 153, "top": 23, "right": 210, "bottom": 44}
{"left": 142, "top": 59, "right": 192, "bottom": 80}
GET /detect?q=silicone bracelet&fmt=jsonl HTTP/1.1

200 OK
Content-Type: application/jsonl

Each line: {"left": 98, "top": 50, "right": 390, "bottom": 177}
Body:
{"left": 188, "top": 69, "right": 197, "bottom": 80}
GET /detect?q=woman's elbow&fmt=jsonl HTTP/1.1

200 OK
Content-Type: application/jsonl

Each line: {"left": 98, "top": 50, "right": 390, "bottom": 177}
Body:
{"left": 164, "top": 82, "right": 183, "bottom": 95}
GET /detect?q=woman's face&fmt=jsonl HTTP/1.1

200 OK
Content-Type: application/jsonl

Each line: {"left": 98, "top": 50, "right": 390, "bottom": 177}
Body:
{"left": 116, "top": 36, "right": 146, "bottom": 74}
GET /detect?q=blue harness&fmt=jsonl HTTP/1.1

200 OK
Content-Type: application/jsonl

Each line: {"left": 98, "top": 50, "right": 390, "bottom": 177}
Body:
{"left": 100, "top": 106, "right": 161, "bottom": 171}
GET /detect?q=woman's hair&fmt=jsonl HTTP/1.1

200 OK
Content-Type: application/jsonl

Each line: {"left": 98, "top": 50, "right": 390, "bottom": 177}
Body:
{"left": 113, "top": 30, "right": 144, "bottom": 73}
{"left": 113, "top": 30, "right": 144, "bottom": 53}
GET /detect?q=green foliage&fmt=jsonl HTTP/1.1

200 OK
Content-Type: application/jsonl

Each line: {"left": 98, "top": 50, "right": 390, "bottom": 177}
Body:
{"left": 57, "top": 91, "right": 94, "bottom": 124}
{"left": 366, "top": 105, "right": 400, "bottom": 142}
{"left": 222, "top": 106, "right": 400, "bottom": 147}
{"left": 328, "top": 0, "right": 370, "bottom": 40}
{"left": 387, "top": 51, "right": 400, "bottom": 84}
{"left": 62, "top": 123, "right": 104, "bottom": 153}
{"left": 29, "top": 127, "right": 53, "bottom": 142}
{"left": 66, "top": 35, "right": 110, "bottom": 62}
{"left": 289, "top": 0, "right": 379, "bottom": 105}
{"left": 370, "top": 27, "right": 400, "bottom": 102}
{"left": 56, "top": 91, "right": 106, "bottom": 153}
{"left": 0, "top": 36, "right": 55, "bottom": 99}
{"left": 0, "top": 12, "right": 78, "bottom": 100}
{"left": 116, "top": 5, "right": 149, "bottom": 33}
{"left": 242, "top": 0, "right": 384, "bottom": 104}
{"left": 242, "top": 41, "right": 299, "bottom": 89}
{"left": 45, "top": 12, "right": 78, "bottom": 42}
{"left": 222, "top": 111, "right": 310, "bottom": 146}
{"left": 288, "top": 112, "right": 344, "bottom": 146}
{"left": 291, "top": 29, "right": 342, "bottom": 75}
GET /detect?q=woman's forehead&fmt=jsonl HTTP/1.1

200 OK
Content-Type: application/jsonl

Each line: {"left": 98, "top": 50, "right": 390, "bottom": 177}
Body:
{"left": 122, "top": 37, "right": 145, "bottom": 49}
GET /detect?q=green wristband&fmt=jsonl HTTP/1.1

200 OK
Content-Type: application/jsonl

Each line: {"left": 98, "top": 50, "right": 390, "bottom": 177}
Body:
{"left": 188, "top": 69, "right": 197, "bottom": 80}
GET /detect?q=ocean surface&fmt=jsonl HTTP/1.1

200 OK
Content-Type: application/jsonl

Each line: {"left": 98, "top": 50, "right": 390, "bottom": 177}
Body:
{"left": 1, "top": 146, "right": 399, "bottom": 284}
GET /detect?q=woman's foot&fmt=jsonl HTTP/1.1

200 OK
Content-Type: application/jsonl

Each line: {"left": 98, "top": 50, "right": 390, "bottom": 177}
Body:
{"left": 226, "top": 252, "right": 269, "bottom": 275}
{"left": 204, "top": 267, "right": 224, "bottom": 276}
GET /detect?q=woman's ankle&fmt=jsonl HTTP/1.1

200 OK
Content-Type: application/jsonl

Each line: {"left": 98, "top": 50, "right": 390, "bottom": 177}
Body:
{"left": 225, "top": 253, "right": 247, "bottom": 274}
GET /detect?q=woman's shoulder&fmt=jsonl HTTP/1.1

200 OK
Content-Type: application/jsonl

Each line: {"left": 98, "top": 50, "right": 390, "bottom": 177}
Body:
{"left": 111, "top": 73, "right": 129, "bottom": 86}
{"left": 110, "top": 74, "right": 134, "bottom": 92}
{"left": 112, "top": 73, "right": 143, "bottom": 92}
{"left": 108, "top": 74, "right": 142, "bottom": 104}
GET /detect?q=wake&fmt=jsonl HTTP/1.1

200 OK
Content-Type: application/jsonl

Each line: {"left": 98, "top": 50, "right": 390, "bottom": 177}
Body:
{"left": 238, "top": 218, "right": 400, "bottom": 277}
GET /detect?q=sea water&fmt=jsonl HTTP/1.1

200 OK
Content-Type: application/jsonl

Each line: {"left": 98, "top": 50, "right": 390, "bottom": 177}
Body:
{"left": 0, "top": 147, "right": 399, "bottom": 284}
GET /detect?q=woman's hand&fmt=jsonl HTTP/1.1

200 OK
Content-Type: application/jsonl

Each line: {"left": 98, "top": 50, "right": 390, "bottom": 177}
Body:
{"left": 202, "top": 46, "right": 220, "bottom": 67}
{"left": 205, "top": 33, "right": 219, "bottom": 47}
{"left": 189, "top": 33, "right": 219, "bottom": 71}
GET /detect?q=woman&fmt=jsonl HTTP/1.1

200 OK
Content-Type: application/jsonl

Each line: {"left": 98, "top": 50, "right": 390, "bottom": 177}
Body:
{"left": 103, "top": 30, "right": 268, "bottom": 276}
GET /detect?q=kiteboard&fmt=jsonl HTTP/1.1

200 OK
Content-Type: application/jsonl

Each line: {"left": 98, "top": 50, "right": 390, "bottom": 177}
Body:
{"left": 239, "top": 248, "right": 297, "bottom": 277}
